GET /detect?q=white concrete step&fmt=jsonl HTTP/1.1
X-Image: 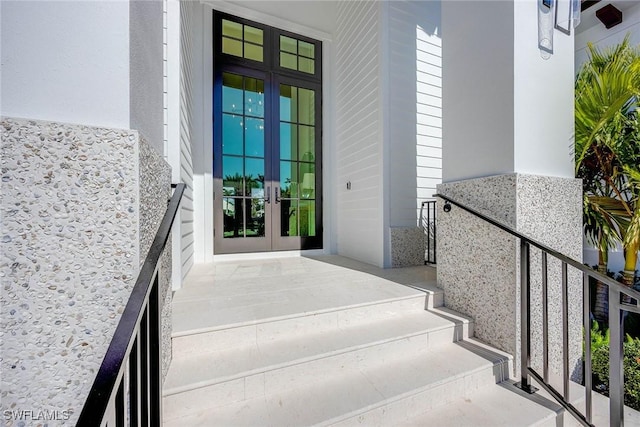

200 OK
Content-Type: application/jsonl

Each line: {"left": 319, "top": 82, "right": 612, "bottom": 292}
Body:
{"left": 164, "top": 307, "right": 473, "bottom": 396}
{"left": 396, "top": 381, "right": 566, "bottom": 427}
{"left": 172, "top": 287, "right": 443, "bottom": 358}
{"left": 172, "top": 258, "right": 442, "bottom": 337}
{"left": 163, "top": 338, "right": 511, "bottom": 426}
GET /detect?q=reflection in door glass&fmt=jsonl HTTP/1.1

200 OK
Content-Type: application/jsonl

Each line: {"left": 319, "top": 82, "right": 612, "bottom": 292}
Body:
{"left": 298, "top": 125, "right": 314, "bottom": 161}
{"left": 222, "top": 114, "right": 243, "bottom": 155}
{"left": 245, "top": 157, "right": 264, "bottom": 194}
{"left": 222, "top": 74, "right": 243, "bottom": 113}
{"left": 247, "top": 198, "right": 265, "bottom": 237}
{"left": 281, "top": 199, "right": 298, "bottom": 237}
{"left": 223, "top": 197, "right": 244, "bottom": 238}
{"left": 280, "top": 123, "right": 297, "bottom": 160}
{"left": 222, "top": 72, "right": 267, "bottom": 240}
{"left": 280, "top": 86, "right": 297, "bottom": 122}
{"left": 298, "top": 88, "right": 315, "bottom": 125}
{"left": 245, "top": 118, "right": 264, "bottom": 157}
{"left": 279, "top": 84, "right": 316, "bottom": 237}
{"left": 299, "top": 200, "right": 315, "bottom": 237}
{"left": 280, "top": 161, "right": 297, "bottom": 198}
{"left": 223, "top": 156, "right": 243, "bottom": 196}
{"left": 244, "top": 78, "right": 264, "bottom": 117}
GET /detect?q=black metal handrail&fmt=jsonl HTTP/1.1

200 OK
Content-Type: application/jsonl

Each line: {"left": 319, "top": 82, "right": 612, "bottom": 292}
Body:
{"left": 77, "top": 183, "right": 185, "bottom": 426}
{"left": 420, "top": 200, "right": 437, "bottom": 264}
{"left": 435, "top": 193, "right": 640, "bottom": 427}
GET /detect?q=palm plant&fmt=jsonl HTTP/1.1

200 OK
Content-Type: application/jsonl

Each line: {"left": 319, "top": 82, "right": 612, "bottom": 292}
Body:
{"left": 575, "top": 35, "right": 640, "bottom": 300}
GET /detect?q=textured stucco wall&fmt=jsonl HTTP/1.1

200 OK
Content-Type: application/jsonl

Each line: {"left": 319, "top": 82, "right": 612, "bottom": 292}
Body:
{"left": 138, "top": 132, "right": 173, "bottom": 378}
{"left": 0, "top": 117, "right": 172, "bottom": 425}
{"left": 390, "top": 227, "right": 425, "bottom": 268}
{"left": 437, "top": 173, "right": 583, "bottom": 379}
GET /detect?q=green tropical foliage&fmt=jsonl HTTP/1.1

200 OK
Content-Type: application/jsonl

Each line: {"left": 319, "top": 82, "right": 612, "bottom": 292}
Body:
{"left": 590, "top": 322, "right": 640, "bottom": 410}
{"left": 576, "top": 35, "right": 640, "bottom": 289}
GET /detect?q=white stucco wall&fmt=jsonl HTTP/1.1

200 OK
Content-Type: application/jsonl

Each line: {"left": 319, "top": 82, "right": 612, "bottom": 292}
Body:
{"left": 442, "top": 0, "right": 515, "bottom": 182}
{"left": 0, "top": 1, "right": 130, "bottom": 130}
{"left": 130, "top": 0, "right": 165, "bottom": 154}
{"left": 443, "top": 0, "right": 574, "bottom": 182}
{"left": 513, "top": 0, "right": 575, "bottom": 179}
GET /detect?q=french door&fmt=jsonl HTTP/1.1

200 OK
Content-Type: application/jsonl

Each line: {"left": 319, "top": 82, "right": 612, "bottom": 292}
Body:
{"left": 212, "top": 12, "right": 322, "bottom": 254}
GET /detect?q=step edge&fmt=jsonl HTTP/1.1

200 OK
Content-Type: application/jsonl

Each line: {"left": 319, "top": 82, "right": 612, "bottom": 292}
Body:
{"left": 314, "top": 358, "right": 511, "bottom": 427}
{"left": 164, "top": 324, "right": 475, "bottom": 396}
{"left": 163, "top": 350, "right": 509, "bottom": 424}
{"left": 171, "top": 292, "right": 429, "bottom": 338}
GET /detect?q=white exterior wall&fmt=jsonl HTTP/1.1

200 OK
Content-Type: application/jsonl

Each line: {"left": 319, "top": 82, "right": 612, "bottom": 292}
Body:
{"left": 166, "top": 0, "right": 199, "bottom": 288}
{"left": 513, "top": 0, "right": 574, "bottom": 178}
{"left": 442, "top": 1, "right": 515, "bottom": 182}
{"left": 130, "top": 0, "right": 165, "bottom": 154}
{"left": 388, "top": 0, "right": 442, "bottom": 227}
{"left": 443, "top": 0, "right": 574, "bottom": 182}
{"left": 178, "top": 0, "right": 198, "bottom": 278}
{"left": 0, "top": 1, "right": 130, "bottom": 130}
{"left": 335, "top": 1, "right": 384, "bottom": 267}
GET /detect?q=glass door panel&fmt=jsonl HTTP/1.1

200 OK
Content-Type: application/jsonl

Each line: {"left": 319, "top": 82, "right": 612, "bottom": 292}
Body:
{"left": 215, "top": 70, "right": 271, "bottom": 253}
{"left": 273, "top": 81, "right": 320, "bottom": 250}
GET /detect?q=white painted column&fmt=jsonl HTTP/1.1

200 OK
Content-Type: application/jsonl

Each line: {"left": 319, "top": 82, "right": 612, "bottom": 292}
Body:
{"left": 439, "top": 0, "right": 582, "bottom": 379}
{"left": 0, "top": 1, "right": 130, "bottom": 129}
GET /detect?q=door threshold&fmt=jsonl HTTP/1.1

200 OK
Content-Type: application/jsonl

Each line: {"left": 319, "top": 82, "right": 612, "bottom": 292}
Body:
{"left": 213, "top": 249, "right": 326, "bottom": 262}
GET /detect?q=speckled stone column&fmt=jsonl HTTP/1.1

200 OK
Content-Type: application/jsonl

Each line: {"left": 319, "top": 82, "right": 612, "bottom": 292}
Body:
{"left": 0, "top": 117, "right": 172, "bottom": 425}
{"left": 390, "top": 227, "right": 425, "bottom": 267}
{"left": 436, "top": 173, "right": 583, "bottom": 380}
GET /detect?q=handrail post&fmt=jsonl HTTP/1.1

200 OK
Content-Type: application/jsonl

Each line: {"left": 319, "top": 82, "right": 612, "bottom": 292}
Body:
{"left": 542, "top": 252, "right": 549, "bottom": 383}
{"left": 517, "top": 240, "right": 537, "bottom": 393}
{"left": 562, "top": 262, "right": 570, "bottom": 401}
{"left": 609, "top": 287, "right": 624, "bottom": 427}
{"left": 583, "top": 273, "right": 592, "bottom": 424}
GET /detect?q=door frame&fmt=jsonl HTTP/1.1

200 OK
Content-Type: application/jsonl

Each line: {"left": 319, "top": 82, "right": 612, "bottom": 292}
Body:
{"left": 211, "top": 10, "right": 323, "bottom": 254}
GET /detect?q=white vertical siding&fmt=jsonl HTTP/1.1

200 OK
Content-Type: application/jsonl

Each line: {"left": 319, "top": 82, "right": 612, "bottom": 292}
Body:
{"left": 165, "top": 0, "right": 196, "bottom": 287}
{"left": 335, "top": 1, "right": 384, "bottom": 266}
{"left": 388, "top": 0, "right": 442, "bottom": 228}
{"left": 163, "top": 2, "right": 169, "bottom": 157}
{"left": 178, "top": 0, "right": 196, "bottom": 277}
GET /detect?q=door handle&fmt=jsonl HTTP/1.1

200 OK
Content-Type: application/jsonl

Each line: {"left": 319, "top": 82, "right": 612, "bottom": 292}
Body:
{"left": 265, "top": 186, "right": 270, "bottom": 204}
{"left": 275, "top": 187, "right": 281, "bottom": 204}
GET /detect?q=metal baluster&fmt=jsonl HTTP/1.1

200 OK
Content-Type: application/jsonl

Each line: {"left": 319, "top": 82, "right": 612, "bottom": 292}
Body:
{"left": 583, "top": 273, "right": 592, "bottom": 424}
{"left": 427, "top": 202, "right": 431, "bottom": 264}
{"left": 562, "top": 262, "right": 570, "bottom": 401}
{"left": 517, "top": 240, "right": 536, "bottom": 393}
{"left": 141, "top": 308, "right": 149, "bottom": 426}
{"left": 129, "top": 337, "right": 140, "bottom": 426}
{"left": 432, "top": 202, "right": 436, "bottom": 264}
{"left": 542, "top": 252, "right": 549, "bottom": 383}
{"left": 609, "top": 287, "right": 624, "bottom": 427}
{"left": 149, "top": 275, "right": 162, "bottom": 427}
{"left": 116, "top": 379, "right": 125, "bottom": 427}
